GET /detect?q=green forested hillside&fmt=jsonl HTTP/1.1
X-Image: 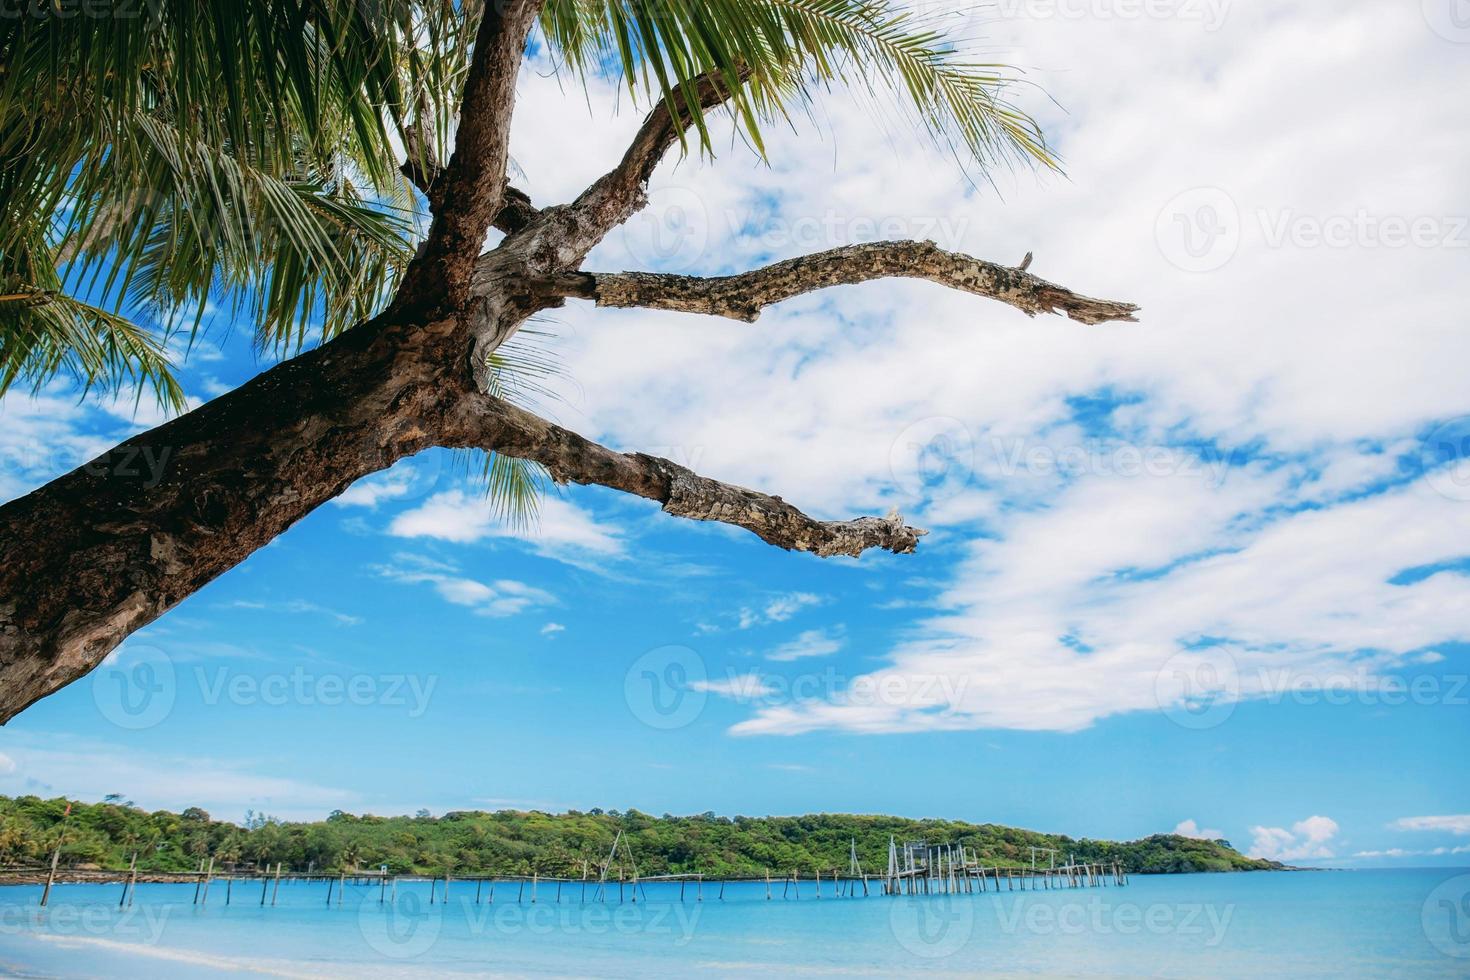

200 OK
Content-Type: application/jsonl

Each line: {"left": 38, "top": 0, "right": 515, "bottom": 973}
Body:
{"left": 0, "top": 796, "right": 1281, "bottom": 876}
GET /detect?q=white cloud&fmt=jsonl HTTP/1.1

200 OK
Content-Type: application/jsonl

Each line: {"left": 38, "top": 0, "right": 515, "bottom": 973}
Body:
{"left": 200, "top": 376, "right": 234, "bottom": 398}
{"left": 162, "top": 335, "right": 225, "bottom": 367}
{"left": 1248, "top": 816, "right": 1340, "bottom": 861}
{"left": 222, "top": 599, "right": 361, "bottom": 626}
{"left": 334, "top": 469, "right": 420, "bottom": 509}
{"left": 388, "top": 489, "right": 623, "bottom": 564}
{"left": 1352, "top": 846, "right": 1470, "bottom": 859}
{"left": 690, "top": 672, "right": 777, "bottom": 701}
{"left": 766, "top": 627, "right": 845, "bottom": 662}
{"left": 1390, "top": 814, "right": 1470, "bottom": 836}
{"left": 737, "top": 592, "right": 823, "bottom": 629}
{"left": 540, "top": 622, "right": 566, "bottom": 637}
{"left": 0, "top": 733, "right": 359, "bottom": 823}
{"left": 374, "top": 553, "right": 556, "bottom": 618}
{"left": 1173, "top": 819, "right": 1224, "bottom": 841}
{"left": 388, "top": 489, "right": 499, "bottom": 543}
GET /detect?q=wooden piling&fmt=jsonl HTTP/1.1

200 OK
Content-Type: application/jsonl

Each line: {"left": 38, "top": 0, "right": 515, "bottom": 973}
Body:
{"left": 272, "top": 863, "right": 282, "bottom": 906}
{"left": 40, "top": 840, "right": 61, "bottom": 908}
{"left": 120, "top": 852, "right": 137, "bottom": 908}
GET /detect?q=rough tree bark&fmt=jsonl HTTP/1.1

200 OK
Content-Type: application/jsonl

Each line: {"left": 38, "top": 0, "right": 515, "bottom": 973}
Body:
{"left": 0, "top": 28, "right": 1137, "bottom": 722}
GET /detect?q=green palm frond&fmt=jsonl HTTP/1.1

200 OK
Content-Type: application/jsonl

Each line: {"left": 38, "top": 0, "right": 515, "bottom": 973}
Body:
{"left": 0, "top": 285, "right": 183, "bottom": 412}
{"left": 61, "top": 111, "right": 415, "bottom": 355}
{"left": 0, "top": 219, "right": 181, "bottom": 405}
{"left": 0, "top": 291, "right": 182, "bottom": 409}
{"left": 478, "top": 450, "right": 549, "bottom": 531}
{"left": 464, "top": 329, "right": 568, "bottom": 530}
{"left": 0, "top": 0, "right": 436, "bottom": 404}
{"left": 540, "top": 0, "right": 1054, "bottom": 171}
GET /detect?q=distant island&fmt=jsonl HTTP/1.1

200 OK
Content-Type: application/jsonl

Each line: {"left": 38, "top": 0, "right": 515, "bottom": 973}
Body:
{"left": 0, "top": 795, "right": 1281, "bottom": 878}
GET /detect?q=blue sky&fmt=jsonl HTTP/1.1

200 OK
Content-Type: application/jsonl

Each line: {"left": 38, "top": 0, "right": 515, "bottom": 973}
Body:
{"left": 2, "top": 1, "right": 1469, "bottom": 869}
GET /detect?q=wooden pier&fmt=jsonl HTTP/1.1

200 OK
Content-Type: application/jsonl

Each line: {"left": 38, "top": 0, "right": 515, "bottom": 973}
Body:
{"left": 879, "top": 837, "right": 1127, "bottom": 895}
{"left": 11, "top": 834, "right": 1126, "bottom": 907}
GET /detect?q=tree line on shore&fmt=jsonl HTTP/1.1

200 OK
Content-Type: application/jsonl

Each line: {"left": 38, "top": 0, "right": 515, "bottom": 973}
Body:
{"left": 0, "top": 795, "right": 1280, "bottom": 876}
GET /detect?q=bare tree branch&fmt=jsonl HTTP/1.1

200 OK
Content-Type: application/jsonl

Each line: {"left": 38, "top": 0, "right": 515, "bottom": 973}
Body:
{"left": 505, "top": 69, "right": 750, "bottom": 270}
{"left": 535, "top": 241, "right": 1140, "bottom": 325}
{"left": 447, "top": 395, "right": 926, "bottom": 558}
{"left": 589, "top": 69, "right": 750, "bottom": 214}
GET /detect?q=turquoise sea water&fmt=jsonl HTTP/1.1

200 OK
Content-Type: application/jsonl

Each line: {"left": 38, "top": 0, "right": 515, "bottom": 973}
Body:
{"left": 0, "top": 869, "right": 1465, "bottom": 978}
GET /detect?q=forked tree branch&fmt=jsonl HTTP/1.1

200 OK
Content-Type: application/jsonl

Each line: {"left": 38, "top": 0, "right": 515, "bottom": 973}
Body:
{"left": 448, "top": 395, "right": 925, "bottom": 558}
{"left": 536, "top": 241, "right": 1140, "bottom": 325}
{"left": 463, "top": 68, "right": 753, "bottom": 375}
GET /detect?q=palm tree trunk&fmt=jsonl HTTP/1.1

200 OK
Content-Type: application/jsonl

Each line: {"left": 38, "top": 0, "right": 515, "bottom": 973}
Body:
{"left": 0, "top": 311, "right": 467, "bottom": 722}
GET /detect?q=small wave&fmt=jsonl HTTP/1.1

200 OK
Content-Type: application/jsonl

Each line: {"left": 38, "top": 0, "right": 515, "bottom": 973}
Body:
{"left": 30, "top": 934, "right": 424, "bottom": 980}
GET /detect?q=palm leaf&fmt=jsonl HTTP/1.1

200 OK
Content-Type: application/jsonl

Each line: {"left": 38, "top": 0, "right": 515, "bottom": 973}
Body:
{"left": 539, "top": 0, "right": 1055, "bottom": 171}
{"left": 462, "top": 329, "right": 568, "bottom": 530}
